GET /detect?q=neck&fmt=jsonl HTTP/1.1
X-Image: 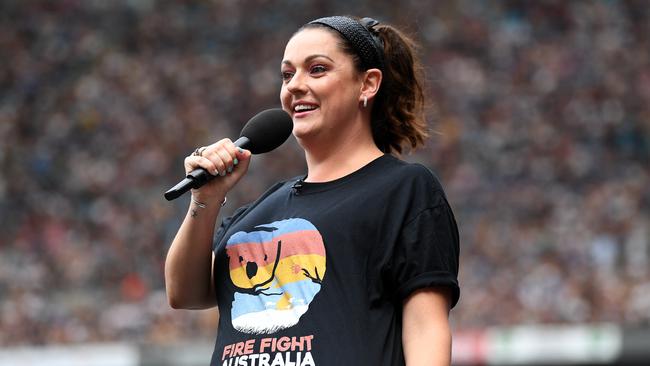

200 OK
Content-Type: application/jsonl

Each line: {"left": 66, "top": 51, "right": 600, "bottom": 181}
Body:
{"left": 301, "top": 127, "right": 384, "bottom": 183}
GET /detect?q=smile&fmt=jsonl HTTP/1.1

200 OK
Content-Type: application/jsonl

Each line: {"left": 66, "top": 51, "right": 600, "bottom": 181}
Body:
{"left": 291, "top": 102, "right": 319, "bottom": 118}
{"left": 294, "top": 104, "right": 318, "bottom": 112}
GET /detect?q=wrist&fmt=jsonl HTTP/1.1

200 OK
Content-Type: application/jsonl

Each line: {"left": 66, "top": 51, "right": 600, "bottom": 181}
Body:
{"left": 191, "top": 194, "right": 227, "bottom": 209}
{"left": 190, "top": 187, "right": 227, "bottom": 201}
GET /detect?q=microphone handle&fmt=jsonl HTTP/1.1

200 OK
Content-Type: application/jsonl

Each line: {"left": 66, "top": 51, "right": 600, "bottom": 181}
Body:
{"left": 164, "top": 136, "right": 249, "bottom": 201}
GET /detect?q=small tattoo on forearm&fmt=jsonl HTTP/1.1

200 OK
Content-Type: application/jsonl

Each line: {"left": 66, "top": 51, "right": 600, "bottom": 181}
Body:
{"left": 191, "top": 209, "right": 199, "bottom": 218}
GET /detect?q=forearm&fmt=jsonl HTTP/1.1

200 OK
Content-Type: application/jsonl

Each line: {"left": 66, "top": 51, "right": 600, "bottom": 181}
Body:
{"left": 165, "top": 197, "right": 223, "bottom": 309}
{"left": 165, "top": 140, "right": 250, "bottom": 309}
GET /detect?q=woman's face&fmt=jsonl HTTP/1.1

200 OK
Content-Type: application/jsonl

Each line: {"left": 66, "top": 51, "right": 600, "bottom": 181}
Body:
{"left": 280, "top": 28, "right": 363, "bottom": 143}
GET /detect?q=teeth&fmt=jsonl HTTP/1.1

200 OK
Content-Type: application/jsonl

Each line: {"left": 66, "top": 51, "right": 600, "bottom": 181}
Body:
{"left": 294, "top": 104, "right": 317, "bottom": 112}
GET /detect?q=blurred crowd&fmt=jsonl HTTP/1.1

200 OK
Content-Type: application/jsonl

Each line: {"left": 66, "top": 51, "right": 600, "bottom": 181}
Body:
{"left": 1, "top": 0, "right": 648, "bottom": 346}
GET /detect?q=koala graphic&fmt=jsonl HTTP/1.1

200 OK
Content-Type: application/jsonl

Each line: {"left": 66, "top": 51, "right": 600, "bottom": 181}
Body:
{"left": 225, "top": 218, "right": 326, "bottom": 334}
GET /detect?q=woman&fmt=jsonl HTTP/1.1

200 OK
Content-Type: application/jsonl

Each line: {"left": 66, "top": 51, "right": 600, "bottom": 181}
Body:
{"left": 165, "top": 15, "right": 460, "bottom": 366}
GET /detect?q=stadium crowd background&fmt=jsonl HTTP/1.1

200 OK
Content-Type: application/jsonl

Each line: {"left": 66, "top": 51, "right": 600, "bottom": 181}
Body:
{"left": 1, "top": 0, "right": 649, "bottom": 347}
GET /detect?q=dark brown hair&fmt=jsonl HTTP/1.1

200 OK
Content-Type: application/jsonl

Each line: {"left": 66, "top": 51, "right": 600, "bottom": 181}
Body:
{"left": 303, "top": 18, "right": 428, "bottom": 154}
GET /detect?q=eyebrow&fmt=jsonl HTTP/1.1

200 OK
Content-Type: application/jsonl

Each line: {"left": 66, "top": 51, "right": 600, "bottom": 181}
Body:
{"left": 281, "top": 54, "right": 335, "bottom": 66}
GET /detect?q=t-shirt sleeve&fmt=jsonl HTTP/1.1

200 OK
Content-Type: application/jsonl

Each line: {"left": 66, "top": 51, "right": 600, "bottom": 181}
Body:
{"left": 389, "top": 193, "right": 460, "bottom": 308}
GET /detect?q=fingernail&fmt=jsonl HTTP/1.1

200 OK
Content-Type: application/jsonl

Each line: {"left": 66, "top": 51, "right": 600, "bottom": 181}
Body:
{"left": 233, "top": 158, "right": 239, "bottom": 166}
{"left": 220, "top": 171, "right": 226, "bottom": 176}
{"left": 213, "top": 169, "right": 219, "bottom": 176}
{"left": 238, "top": 147, "right": 244, "bottom": 153}
{"left": 227, "top": 166, "right": 233, "bottom": 173}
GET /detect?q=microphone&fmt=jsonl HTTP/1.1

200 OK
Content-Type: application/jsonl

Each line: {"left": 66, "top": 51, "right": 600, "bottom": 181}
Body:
{"left": 164, "top": 108, "right": 293, "bottom": 201}
{"left": 291, "top": 178, "right": 304, "bottom": 195}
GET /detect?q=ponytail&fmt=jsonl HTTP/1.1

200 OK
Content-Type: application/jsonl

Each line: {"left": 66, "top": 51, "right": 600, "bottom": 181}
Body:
{"left": 372, "top": 24, "right": 428, "bottom": 154}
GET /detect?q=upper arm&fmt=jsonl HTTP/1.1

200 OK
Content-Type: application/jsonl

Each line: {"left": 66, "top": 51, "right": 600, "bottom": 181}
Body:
{"left": 402, "top": 287, "right": 452, "bottom": 366}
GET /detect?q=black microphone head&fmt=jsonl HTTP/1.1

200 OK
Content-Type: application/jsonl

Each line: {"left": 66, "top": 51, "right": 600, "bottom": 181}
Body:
{"left": 239, "top": 108, "right": 293, "bottom": 154}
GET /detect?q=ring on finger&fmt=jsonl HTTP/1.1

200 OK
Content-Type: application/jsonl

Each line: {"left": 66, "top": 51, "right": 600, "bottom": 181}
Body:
{"left": 192, "top": 146, "right": 208, "bottom": 157}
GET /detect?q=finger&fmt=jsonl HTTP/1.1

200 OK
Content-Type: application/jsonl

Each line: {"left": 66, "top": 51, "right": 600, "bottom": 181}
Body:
{"left": 215, "top": 148, "right": 235, "bottom": 174}
{"left": 200, "top": 139, "right": 233, "bottom": 174}
{"left": 200, "top": 148, "right": 227, "bottom": 176}
{"left": 230, "top": 147, "right": 252, "bottom": 174}
{"left": 221, "top": 140, "right": 240, "bottom": 169}
{"left": 214, "top": 138, "right": 240, "bottom": 173}
{"left": 208, "top": 138, "right": 234, "bottom": 153}
{"left": 234, "top": 147, "right": 251, "bottom": 164}
{"left": 184, "top": 156, "right": 219, "bottom": 176}
{"left": 206, "top": 139, "right": 236, "bottom": 174}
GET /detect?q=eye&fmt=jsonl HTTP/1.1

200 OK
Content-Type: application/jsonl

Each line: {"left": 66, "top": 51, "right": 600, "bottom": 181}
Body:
{"left": 309, "top": 64, "right": 327, "bottom": 74}
{"left": 280, "top": 70, "right": 294, "bottom": 82}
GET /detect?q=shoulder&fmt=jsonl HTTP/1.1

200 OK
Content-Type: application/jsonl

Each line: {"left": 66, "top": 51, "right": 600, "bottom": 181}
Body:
{"left": 384, "top": 156, "right": 446, "bottom": 200}
{"left": 382, "top": 155, "right": 441, "bottom": 181}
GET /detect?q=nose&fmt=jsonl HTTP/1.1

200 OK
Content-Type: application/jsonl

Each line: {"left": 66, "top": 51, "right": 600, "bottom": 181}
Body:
{"left": 285, "top": 70, "right": 308, "bottom": 95}
{"left": 245, "top": 261, "right": 258, "bottom": 279}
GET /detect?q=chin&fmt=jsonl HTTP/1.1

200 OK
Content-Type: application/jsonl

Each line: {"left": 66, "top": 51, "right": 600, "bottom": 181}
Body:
{"left": 292, "top": 129, "right": 311, "bottom": 142}
{"left": 292, "top": 125, "right": 321, "bottom": 147}
{"left": 292, "top": 119, "right": 314, "bottom": 136}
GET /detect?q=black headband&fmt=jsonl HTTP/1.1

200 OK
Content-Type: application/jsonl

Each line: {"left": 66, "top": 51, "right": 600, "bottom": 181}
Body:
{"left": 307, "top": 16, "right": 385, "bottom": 71}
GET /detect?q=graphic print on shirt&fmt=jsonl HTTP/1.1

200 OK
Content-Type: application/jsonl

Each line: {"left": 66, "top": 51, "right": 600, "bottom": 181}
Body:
{"left": 225, "top": 218, "right": 326, "bottom": 334}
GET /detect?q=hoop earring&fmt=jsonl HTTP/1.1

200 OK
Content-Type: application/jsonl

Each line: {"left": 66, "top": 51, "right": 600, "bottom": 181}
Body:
{"left": 363, "top": 96, "right": 368, "bottom": 108}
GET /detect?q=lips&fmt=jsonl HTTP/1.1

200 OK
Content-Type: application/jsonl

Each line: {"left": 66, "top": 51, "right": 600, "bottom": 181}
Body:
{"left": 291, "top": 101, "right": 319, "bottom": 118}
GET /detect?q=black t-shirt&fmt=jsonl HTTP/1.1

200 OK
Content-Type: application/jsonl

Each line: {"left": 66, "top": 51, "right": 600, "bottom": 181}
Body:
{"left": 211, "top": 155, "right": 460, "bottom": 366}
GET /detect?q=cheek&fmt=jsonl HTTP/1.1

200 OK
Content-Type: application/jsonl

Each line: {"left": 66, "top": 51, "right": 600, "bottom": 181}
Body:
{"left": 280, "top": 87, "right": 291, "bottom": 110}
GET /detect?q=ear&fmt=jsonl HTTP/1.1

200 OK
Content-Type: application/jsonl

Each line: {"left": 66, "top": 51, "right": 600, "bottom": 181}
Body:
{"left": 359, "top": 68, "right": 382, "bottom": 103}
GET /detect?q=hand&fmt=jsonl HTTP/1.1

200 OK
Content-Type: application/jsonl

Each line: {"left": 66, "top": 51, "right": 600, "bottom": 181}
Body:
{"left": 184, "top": 138, "right": 252, "bottom": 201}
